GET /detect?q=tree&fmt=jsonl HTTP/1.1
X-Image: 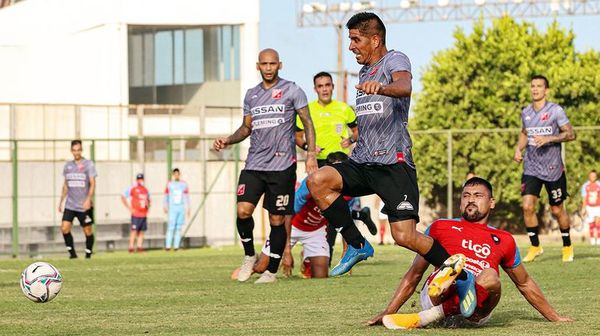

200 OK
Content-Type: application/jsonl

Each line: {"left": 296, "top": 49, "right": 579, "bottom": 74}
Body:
{"left": 412, "top": 17, "right": 600, "bottom": 231}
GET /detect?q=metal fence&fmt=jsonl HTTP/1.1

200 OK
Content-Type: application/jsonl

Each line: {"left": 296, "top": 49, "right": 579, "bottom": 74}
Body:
{"left": 1, "top": 126, "right": 599, "bottom": 257}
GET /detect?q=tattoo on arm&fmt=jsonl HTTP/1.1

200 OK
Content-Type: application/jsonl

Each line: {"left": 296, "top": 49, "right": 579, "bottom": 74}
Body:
{"left": 297, "top": 107, "right": 316, "bottom": 153}
{"left": 227, "top": 116, "right": 253, "bottom": 145}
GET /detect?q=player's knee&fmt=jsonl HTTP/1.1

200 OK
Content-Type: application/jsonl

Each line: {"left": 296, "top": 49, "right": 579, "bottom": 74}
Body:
{"left": 522, "top": 202, "right": 536, "bottom": 215}
{"left": 237, "top": 205, "right": 254, "bottom": 219}
{"left": 550, "top": 205, "right": 564, "bottom": 218}
{"left": 306, "top": 170, "right": 325, "bottom": 192}
{"left": 476, "top": 268, "right": 501, "bottom": 293}
{"left": 391, "top": 229, "right": 416, "bottom": 249}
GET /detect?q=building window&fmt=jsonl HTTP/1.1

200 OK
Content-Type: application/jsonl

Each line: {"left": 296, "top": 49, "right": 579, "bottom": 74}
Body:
{"left": 128, "top": 25, "right": 240, "bottom": 105}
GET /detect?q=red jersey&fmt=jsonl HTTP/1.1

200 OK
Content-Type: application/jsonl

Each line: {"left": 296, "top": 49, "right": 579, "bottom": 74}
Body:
{"left": 292, "top": 197, "right": 352, "bottom": 232}
{"left": 582, "top": 181, "right": 600, "bottom": 207}
{"left": 123, "top": 183, "right": 150, "bottom": 218}
{"left": 425, "top": 219, "right": 521, "bottom": 276}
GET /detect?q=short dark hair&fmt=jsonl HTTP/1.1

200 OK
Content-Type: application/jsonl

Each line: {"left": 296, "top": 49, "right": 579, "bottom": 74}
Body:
{"left": 71, "top": 139, "right": 82, "bottom": 148}
{"left": 313, "top": 71, "right": 333, "bottom": 85}
{"left": 346, "top": 12, "right": 386, "bottom": 45}
{"left": 326, "top": 151, "right": 349, "bottom": 165}
{"left": 172, "top": 168, "right": 180, "bottom": 173}
{"left": 591, "top": 169, "right": 598, "bottom": 174}
{"left": 463, "top": 177, "right": 493, "bottom": 197}
{"left": 531, "top": 75, "right": 550, "bottom": 88}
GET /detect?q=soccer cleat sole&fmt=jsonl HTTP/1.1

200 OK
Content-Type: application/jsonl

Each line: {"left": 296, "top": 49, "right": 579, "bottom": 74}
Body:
{"left": 382, "top": 314, "right": 421, "bottom": 329}
{"left": 428, "top": 253, "right": 466, "bottom": 298}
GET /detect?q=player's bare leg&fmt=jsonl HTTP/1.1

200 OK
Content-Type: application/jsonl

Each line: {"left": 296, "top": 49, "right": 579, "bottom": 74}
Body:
{"left": 551, "top": 203, "right": 573, "bottom": 262}
{"left": 309, "top": 256, "right": 329, "bottom": 278}
{"left": 61, "top": 221, "right": 77, "bottom": 258}
{"left": 136, "top": 231, "right": 145, "bottom": 252}
{"left": 522, "top": 195, "right": 543, "bottom": 262}
{"left": 128, "top": 230, "right": 136, "bottom": 253}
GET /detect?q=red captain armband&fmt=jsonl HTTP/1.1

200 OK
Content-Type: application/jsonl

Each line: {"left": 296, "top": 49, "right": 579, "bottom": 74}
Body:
{"left": 396, "top": 152, "right": 405, "bottom": 163}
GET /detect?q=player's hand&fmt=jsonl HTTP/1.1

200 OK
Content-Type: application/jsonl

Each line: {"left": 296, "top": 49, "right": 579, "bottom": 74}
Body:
{"left": 281, "top": 251, "right": 294, "bottom": 277}
{"left": 163, "top": 207, "right": 168, "bottom": 214}
{"left": 213, "top": 137, "right": 229, "bottom": 152}
{"left": 340, "top": 137, "right": 352, "bottom": 148}
{"left": 316, "top": 146, "right": 323, "bottom": 155}
{"left": 366, "top": 311, "right": 387, "bottom": 326}
{"left": 356, "top": 80, "right": 384, "bottom": 95}
{"left": 533, "top": 135, "right": 550, "bottom": 147}
{"left": 305, "top": 155, "right": 318, "bottom": 175}
{"left": 554, "top": 315, "right": 574, "bottom": 322}
{"left": 58, "top": 204, "right": 63, "bottom": 213}
{"left": 513, "top": 149, "right": 523, "bottom": 163}
{"left": 83, "top": 198, "right": 92, "bottom": 211}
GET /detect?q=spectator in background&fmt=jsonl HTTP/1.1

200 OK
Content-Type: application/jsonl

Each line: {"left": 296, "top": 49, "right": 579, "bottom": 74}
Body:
{"left": 121, "top": 173, "right": 151, "bottom": 253}
{"left": 164, "top": 168, "right": 190, "bottom": 251}
{"left": 581, "top": 170, "right": 600, "bottom": 245}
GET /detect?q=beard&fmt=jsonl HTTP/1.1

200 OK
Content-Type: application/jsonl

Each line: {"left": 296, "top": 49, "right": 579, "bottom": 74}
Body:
{"left": 462, "top": 204, "right": 488, "bottom": 222}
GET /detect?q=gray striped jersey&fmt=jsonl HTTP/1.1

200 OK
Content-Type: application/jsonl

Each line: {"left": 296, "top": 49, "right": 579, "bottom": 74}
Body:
{"left": 521, "top": 101, "right": 570, "bottom": 181}
{"left": 63, "top": 158, "right": 97, "bottom": 212}
{"left": 243, "top": 78, "right": 308, "bottom": 171}
{"left": 351, "top": 50, "right": 414, "bottom": 167}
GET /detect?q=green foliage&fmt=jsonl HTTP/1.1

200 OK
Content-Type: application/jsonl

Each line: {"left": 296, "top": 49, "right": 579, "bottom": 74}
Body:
{"left": 412, "top": 17, "right": 600, "bottom": 229}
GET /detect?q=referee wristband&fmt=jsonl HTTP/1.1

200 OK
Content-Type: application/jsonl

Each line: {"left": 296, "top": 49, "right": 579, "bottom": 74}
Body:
{"left": 302, "top": 143, "right": 308, "bottom": 151}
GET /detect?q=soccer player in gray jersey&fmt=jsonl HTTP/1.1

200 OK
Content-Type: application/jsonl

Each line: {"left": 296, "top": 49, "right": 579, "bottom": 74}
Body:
{"left": 213, "top": 48, "right": 318, "bottom": 284}
{"left": 308, "top": 12, "right": 479, "bottom": 318}
{"left": 514, "top": 75, "right": 576, "bottom": 263}
{"left": 58, "top": 140, "right": 97, "bottom": 259}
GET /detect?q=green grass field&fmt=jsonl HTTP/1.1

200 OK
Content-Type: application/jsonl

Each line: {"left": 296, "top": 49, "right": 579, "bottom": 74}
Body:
{"left": 1, "top": 242, "right": 599, "bottom": 335}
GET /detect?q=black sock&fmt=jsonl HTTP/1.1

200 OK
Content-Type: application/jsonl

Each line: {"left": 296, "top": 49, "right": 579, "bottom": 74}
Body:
{"left": 62, "top": 232, "right": 77, "bottom": 257}
{"left": 326, "top": 224, "right": 337, "bottom": 266}
{"left": 423, "top": 239, "right": 451, "bottom": 267}
{"left": 322, "top": 195, "right": 364, "bottom": 249}
{"left": 85, "top": 234, "right": 94, "bottom": 257}
{"left": 526, "top": 226, "right": 540, "bottom": 247}
{"left": 560, "top": 228, "right": 571, "bottom": 247}
{"left": 351, "top": 210, "right": 362, "bottom": 220}
{"left": 236, "top": 217, "right": 255, "bottom": 256}
{"left": 266, "top": 225, "right": 286, "bottom": 273}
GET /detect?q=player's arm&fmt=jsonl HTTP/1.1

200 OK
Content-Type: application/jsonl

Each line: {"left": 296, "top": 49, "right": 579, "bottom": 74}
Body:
{"left": 341, "top": 125, "right": 358, "bottom": 148}
{"left": 367, "top": 255, "right": 430, "bottom": 326}
{"left": 281, "top": 215, "right": 294, "bottom": 277}
{"left": 504, "top": 264, "right": 572, "bottom": 322}
{"left": 58, "top": 178, "right": 68, "bottom": 212}
{"left": 163, "top": 185, "right": 169, "bottom": 213}
{"left": 184, "top": 184, "right": 191, "bottom": 216}
{"left": 83, "top": 176, "right": 95, "bottom": 211}
{"left": 514, "top": 129, "right": 529, "bottom": 163}
{"left": 296, "top": 106, "right": 318, "bottom": 174}
{"left": 355, "top": 71, "right": 411, "bottom": 97}
{"left": 120, "top": 189, "right": 131, "bottom": 213}
{"left": 533, "top": 123, "right": 576, "bottom": 147}
{"left": 213, "top": 115, "right": 252, "bottom": 151}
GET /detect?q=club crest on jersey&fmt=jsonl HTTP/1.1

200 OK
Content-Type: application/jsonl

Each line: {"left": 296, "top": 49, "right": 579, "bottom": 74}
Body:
{"left": 369, "top": 66, "right": 380, "bottom": 76}
{"left": 237, "top": 184, "right": 246, "bottom": 196}
{"left": 491, "top": 234, "right": 501, "bottom": 245}
{"left": 541, "top": 112, "right": 549, "bottom": 121}
{"left": 271, "top": 89, "right": 283, "bottom": 99}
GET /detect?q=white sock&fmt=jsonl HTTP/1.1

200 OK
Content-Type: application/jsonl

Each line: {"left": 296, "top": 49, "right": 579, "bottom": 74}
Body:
{"left": 417, "top": 305, "right": 445, "bottom": 327}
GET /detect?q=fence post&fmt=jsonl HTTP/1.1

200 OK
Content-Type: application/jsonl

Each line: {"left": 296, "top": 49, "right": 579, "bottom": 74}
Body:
{"left": 233, "top": 144, "right": 240, "bottom": 244}
{"left": 11, "top": 140, "right": 18, "bottom": 258}
{"left": 166, "top": 138, "right": 173, "bottom": 179}
{"left": 447, "top": 130, "right": 453, "bottom": 219}
{"left": 90, "top": 140, "right": 96, "bottom": 242}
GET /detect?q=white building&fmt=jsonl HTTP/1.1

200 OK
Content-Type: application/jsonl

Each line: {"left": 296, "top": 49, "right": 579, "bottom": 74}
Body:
{"left": 0, "top": 0, "right": 261, "bottom": 252}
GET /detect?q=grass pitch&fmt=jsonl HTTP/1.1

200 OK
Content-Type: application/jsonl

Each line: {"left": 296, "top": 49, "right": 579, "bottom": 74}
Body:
{"left": 0, "top": 242, "right": 598, "bottom": 335}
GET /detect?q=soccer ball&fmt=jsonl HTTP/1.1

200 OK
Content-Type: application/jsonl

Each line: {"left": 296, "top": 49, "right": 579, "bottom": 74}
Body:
{"left": 20, "top": 262, "right": 63, "bottom": 303}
